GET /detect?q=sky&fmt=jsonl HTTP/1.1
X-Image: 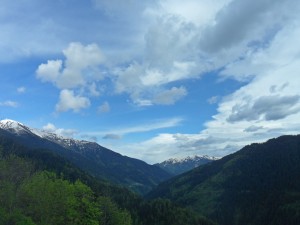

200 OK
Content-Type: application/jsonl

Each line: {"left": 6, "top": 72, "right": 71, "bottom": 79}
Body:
{"left": 1, "top": 0, "right": 300, "bottom": 163}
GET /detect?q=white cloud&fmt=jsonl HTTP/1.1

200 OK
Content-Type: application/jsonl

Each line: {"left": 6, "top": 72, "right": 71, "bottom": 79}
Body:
{"left": 97, "top": 101, "right": 110, "bottom": 113}
{"left": 42, "top": 123, "right": 56, "bottom": 132}
{"left": 56, "top": 89, "right": 91, "bottom": 113}
{"left": 17, "top": 86, "right": 26, "bottom": 93}
{"left": 91, "top": 0, "right": 300, "bottom": 163}
{"left": 113, "top": 15, "right": 200, "bottom": 105}
{"left": 36, "top": 42, "right": 104, "bottom": 89}
{"left": 14, "top": 0, "right": 300, "bottom": 162}
{"left": 110, "top": 0, "right": 299, "bottom": 106}
{"left": 109, "top": 19, "right": 300, "bottom": 162}
{"left": 36, "top": 60, "right": 62, "bottom": 83}
{"left": 160, "top": 0, "right": 231, "bottom": 26}
{"left": 207, "top": 96, "right": 219, "bottom": 104}
{"left": 42, "top": 123, "right": 77, "bottom": 138}
{"left": 0, "top": 100, "right": 18, "bottom": 108}
{"left": 87, "top": 117, "right": 183, "bottom": 136}
{"left": 36, "top": 42, "right": 106, "bottom": 113}
{"left": 227, "top": 95, "right": 300, "bottom": 122}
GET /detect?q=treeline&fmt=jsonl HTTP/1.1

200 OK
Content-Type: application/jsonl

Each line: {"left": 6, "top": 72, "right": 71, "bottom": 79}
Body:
{"left": 0, "top": 136, "right": 215, "bottom": 225}
{"left": 147, "top": 135, "right": 300, "bottom": 225}
{"left": 0, "top": 153, "right": 132, "bottom": 225}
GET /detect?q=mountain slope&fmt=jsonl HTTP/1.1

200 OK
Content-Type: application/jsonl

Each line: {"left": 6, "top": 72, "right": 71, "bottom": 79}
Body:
{"left": 0, "top": 125, "right": 215, "bottom": 225}
{"left": 0, "top": 119, "right": 171, "bottom": 194}
{"left": 148, "top": 135, "right": 300, "bottom": 225}
{"left": 155, "top": 155, "right": 217, "bottom": 175}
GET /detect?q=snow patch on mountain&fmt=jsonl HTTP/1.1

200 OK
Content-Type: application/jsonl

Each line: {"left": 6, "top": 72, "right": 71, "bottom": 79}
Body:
{"left": 0, "top": 119, "right": 91, "bottom": 149}
{"left": 164, "top": 155, "right": 220, "bottom": 165}
{"left": 0, "top": 119, "right": 33, "bottom": 135}
{"left": 156, "top": 155, "right": 220, "bottom": 175}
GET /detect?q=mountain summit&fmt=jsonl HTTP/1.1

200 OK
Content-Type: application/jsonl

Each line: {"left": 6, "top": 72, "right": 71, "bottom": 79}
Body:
{"left": 0, "top": 119, "right": 33, "bottom": 135}
{"left": 0, "top": 119, "right": 171, "bottom": 194}
{"left": 155, "top": 155, "right": 218, "bottom": 175}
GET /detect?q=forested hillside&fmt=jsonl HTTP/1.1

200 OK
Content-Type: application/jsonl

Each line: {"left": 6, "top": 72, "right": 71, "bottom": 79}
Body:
{"left": 148, "top": 135, "right": 300, "bottom": 225}
{"left": 0, "top": 135, "right": 214, "bottom": 225}
{"left": 0, "top": 121, "right": 171, "bottom": 195}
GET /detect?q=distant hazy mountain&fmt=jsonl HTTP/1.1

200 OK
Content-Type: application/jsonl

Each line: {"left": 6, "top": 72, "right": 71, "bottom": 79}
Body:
{"left": 155, "top": 155, "right": 218, "bottom": 175}
{"left": 0, "top": 119, "right": 171, "bottom": 194}
{"left": 148, "top": 135, "right": 300, "bottom": 225}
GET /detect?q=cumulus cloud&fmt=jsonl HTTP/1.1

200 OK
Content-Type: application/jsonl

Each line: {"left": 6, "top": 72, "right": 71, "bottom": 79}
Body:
{"left": 36, "top": 60, "right": 62, "bottom": 83}
{"left": 36, "top": 42, "right": 104, "bottom": 89}
{"left": 110, "top": 0, "right": 298, "bottom": 106}
{"left": 0, "top": 100, "right": 19, "bottom": 108}
{"left": 200, "top": 0, "right": 282, "bottom": 53}
{"left": 42, "top": 123, "right": 77, "bottom": 138}
{"left": 27, "top": 0, "right": 300, "bottom": 161}
{"left": 56, "top": 89, "right": 91, "bottom": 113}
{"left": 35, "top": 0, "right": 297, "bottom": 110}
{"left": 42, "top": 123, "right": 56, "bottom": 132}
{"left": 228, "top": 95, "right": 300, "bottom": 122}
{"left": 98, "top": 101, "right": 110, "bottom": 113}
{"left": 113, "top": 15, "right": 199, "bottom": 105}
{"left": 109, "top": 14, "right": 300, "bottom": 162}
{"left": 36, "top": 42, "right": 105, "bottom": 112}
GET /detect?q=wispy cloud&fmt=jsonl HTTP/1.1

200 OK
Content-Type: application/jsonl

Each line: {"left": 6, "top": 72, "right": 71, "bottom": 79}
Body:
{"left": 98, "top": 101, "right": 110, "bottom": 113}
{"left": 0, "top": 101, "right": 19, "bottom": 108}
{"left": 17, "top": 86, "right": 26, "bottom": 93}
{"left": 87, "top": 117, "right": 184, "bottom": 137}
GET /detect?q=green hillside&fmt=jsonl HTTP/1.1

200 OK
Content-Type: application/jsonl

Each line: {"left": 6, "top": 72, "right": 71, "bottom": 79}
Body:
{"left": 148, "top": 135, "right": 300, "bottom": 225}
{"left": 0, "top": 134, "right": 214, "bottom": 225}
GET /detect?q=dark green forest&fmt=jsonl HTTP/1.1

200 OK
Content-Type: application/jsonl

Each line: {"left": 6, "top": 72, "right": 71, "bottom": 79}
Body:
{"left": 148, "top": 135, "right": 300, "bottom": 225}
{"left": 2, "top": 132, "right": 300, "bottom": 225}
{"left": 0, "top": 136, "right": 214, "bottom": 225}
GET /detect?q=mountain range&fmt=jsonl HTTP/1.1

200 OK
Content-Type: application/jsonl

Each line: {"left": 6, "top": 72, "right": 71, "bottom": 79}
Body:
{"left": 155, "top": 155, "right": 218, "bottom": 175}
{"left": 0, "top": 119, "right": 171, "bottom": 194}
{"left": 0, "top": 121, "right": 214, "bottom": 225}
{"left": 148, "top": 134, "right": 300, "bottom": 225}
{"left": 2, "top": 119, "right": 300, "bottom": 224}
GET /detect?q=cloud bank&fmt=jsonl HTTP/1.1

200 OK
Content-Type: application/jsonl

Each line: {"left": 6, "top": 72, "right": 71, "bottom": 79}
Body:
{"left": 4, "top": 0, "right": 298, "bottom": 162}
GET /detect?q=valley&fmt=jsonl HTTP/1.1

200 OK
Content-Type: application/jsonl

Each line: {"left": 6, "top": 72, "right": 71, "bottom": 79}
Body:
{"left": 1, "top": 119, "right": 300, "bottom": 225}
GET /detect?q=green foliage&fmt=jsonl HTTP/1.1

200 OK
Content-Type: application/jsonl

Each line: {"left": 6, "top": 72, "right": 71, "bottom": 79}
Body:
{"left": 0, "top": 135, "right": 213, "bottom": 225}
{"left": 137, "top": 198, "right": 216, "bottom": 225}
{"left": 0, "top": 153, "right": 133, "bottom": 225}
{"left": 97, "top": 196, "right": 132, "bottom": 225}
{"left": 19, "top": 172, "right": 99, "bottom": 225}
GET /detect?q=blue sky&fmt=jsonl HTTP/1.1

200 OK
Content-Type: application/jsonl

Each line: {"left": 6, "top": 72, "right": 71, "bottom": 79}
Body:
{"left": 1, "top": 0, "right": 300, "bottom": 163}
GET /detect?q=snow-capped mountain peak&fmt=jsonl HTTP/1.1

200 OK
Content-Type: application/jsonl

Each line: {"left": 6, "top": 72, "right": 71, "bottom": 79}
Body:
{"left": 0, "top": 119, "right": 33, "bottom": 135}
{"left": 0, "top": 119, "right": 88, "bottom": 149}
{"left": 155, "top": 155, "right": 219, "bottom": 175}
{"left": 163, "top": 155, "right": 219, "bottom": 165}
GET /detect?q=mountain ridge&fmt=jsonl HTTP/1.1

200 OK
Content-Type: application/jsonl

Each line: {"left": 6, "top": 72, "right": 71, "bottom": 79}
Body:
{"left": 148, "top": 134, "right": 300, "bottom": 225}
{"left": 155, "top": 155, "right": 219, "bottom": 175}
{"left": 0, "top": 119, "right": 171, "bottom": 194}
